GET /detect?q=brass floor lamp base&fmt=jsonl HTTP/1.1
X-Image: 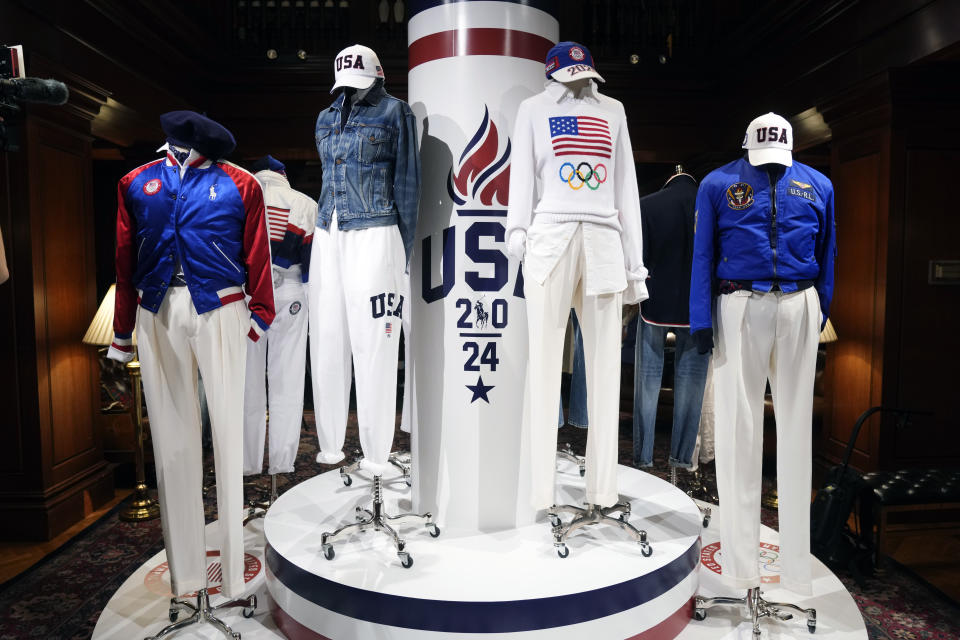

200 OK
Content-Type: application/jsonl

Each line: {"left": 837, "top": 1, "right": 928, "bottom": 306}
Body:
{"left": 121, "top": 481, "right": 161, "bottom": 522}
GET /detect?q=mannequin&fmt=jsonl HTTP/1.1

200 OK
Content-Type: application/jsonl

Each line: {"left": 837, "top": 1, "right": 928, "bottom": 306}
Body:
{"left": 633, "top": 164, "right": 708, "bottom": 478}
{"left": 311, "top": 44, "right": 435, "bottom": 566}
{"left": 507, "top": 42, "right": 649, "bottom": 555}
{"left": 242, "top": 156, "right": 315, "bottom": 489}
{"left": 109, "top": 111, "right": 274, "bottom": 632}
{"left": 308, "top": 45, "right": 420, "bottom": 475}
{"left": 688, "top": 112, "right": 835, "bottom": 634}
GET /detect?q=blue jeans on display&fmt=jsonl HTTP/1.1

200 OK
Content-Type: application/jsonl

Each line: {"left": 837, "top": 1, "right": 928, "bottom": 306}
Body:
{"left": 558, "top": 310, "right": 588, "bottom": 428}
{"left": 633, "top": 321, "right": 709, "bottom": 468}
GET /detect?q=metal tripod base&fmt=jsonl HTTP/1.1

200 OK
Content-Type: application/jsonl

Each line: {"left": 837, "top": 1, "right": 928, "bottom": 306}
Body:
{"left": 670, "top": 466, "right": 712, "bottom": 528}
{"left": 321, "top": 474, "right": 439, "bottom": 568}
{"left": 145, "top": 588, "right": 257, "bottom": 640}
{"left": 693, "top": 587, "right": 816, "bottom": 637}
{"left": 243, "top": 474, "right": 280, "bottom": 526}
{"left": 340, "top": 450, "right": 412, "bottom": 487}
{"left": 547, "top": 501, "right": 653, "bottom": 558}
{"left": 556, "top": 444, "right": 586, "bottom": 477}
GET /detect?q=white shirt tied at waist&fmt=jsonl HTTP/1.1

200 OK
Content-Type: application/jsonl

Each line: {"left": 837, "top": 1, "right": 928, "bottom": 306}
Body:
{"left": 506, "top": 79, "right": 648, "bottom": 303}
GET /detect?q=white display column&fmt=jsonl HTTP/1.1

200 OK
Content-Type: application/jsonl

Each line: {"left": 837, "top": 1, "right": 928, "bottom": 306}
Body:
{"left": 408, "top": 0, "right": 559, "bottom": 530}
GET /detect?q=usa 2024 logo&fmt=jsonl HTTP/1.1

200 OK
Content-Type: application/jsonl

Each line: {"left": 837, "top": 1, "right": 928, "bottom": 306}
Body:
{"left": 420, "top": 107, "right": 523, "bottom": 403}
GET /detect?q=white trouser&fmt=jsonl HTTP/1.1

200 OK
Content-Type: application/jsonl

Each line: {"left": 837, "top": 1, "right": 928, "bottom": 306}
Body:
{"left": 308, "top": 218, "right": 406, "bottom": 474}
{"left": 690, "top": 358, "right": 715, "bottom": 470}
{"left": 714, "top": 287, "right": 819, "bottom": 595}
{"left": 137, "top": 287, "right": 248, "bottom": 598}
{"left": 243, "top": 279, "right": 308, "bottom": 475}
{"left": 526, "top": 227, "right": 623, "bottom": 510}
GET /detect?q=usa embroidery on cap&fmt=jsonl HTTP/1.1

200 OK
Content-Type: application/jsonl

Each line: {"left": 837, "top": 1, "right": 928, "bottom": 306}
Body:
{"left": 143, "top": 179, "right": 162, "bottom": 196}
{"left": 569, "top": 46, "right": 586, "bottom": 61}
{"left": 545, "top": 56, "right": 559, "bottom": 73}
{"left": 726, "top": 182, "right": 755, "bottom": 210}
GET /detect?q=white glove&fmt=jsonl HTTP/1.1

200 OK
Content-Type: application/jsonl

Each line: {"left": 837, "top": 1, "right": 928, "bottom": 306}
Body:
{"left": 507, "top": 229, "right": 527, "bottom": 261}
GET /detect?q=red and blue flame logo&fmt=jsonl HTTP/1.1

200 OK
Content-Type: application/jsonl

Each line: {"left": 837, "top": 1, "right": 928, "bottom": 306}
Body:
{"left": 447, "top": 106, "right": 511, "bottom": 207}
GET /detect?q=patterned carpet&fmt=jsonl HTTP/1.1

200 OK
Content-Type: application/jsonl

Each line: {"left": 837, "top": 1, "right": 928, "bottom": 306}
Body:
{"left": 0, "top": 413, "right": 958, "bottom": 639}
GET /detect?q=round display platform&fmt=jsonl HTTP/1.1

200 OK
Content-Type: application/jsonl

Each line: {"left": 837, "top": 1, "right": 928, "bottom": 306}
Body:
{"left": 264, "top": 460, "right": 702, "bottom": 639}
{"left": 91, "top": 463, "right": 868, "bottom": 640}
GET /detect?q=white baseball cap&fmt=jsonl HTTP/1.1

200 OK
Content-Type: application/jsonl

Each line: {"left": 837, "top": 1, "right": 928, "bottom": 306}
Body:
{"left": 330, "top": 44, "right": 385, "bottom": 93}
{"left": 742, "top": 112, "right": 793, "bottom": 167}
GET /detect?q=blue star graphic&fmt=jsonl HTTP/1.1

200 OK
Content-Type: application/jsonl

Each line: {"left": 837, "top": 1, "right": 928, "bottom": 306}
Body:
{"left": 466, "top": 376, "right": 494, "bottom": 403}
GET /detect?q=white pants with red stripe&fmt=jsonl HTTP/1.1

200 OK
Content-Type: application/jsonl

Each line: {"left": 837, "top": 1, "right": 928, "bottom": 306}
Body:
{"left": 525, "top": 227, "right": 623, "bottom": 510}
{"left": 243, "top": 275, "right": 308, "bottom": 475}
{"left": 136, "top": 287, "right": 248, "bottom": 598}
{"left": 308, "top": 218, "right": 406, "bottom": 475}
{"left": 714, "top": 287, "right": 820, "bottom": 595}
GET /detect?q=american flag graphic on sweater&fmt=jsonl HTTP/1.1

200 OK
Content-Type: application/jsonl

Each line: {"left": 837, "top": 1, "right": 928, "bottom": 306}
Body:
{"left": 549, "top": 116, "right": 611, "bottom": 159}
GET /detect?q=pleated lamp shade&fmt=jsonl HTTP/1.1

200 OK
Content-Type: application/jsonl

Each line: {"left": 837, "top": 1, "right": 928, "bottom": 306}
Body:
{"left": 819, "top": 318, "right": 838, "bottom": 344}
{"left": 82, "top": 284, "right": 135, "bottom": 346}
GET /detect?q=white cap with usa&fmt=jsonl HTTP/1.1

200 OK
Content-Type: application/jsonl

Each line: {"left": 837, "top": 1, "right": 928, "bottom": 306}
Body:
{"left": 742, "top": 112, "right": 793, "bottom": 167}
{"left": 330, "top": 44, "right": 385, "bottom": 93}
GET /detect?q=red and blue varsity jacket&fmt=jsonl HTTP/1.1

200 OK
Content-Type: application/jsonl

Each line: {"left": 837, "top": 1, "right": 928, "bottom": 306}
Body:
{"left": 108, "top": 148, "right": 275, "bottom": 361}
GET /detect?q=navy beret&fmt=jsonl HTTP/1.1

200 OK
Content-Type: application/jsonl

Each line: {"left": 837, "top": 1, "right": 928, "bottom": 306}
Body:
{"left": 250, "top": 155, "right": 286, "bottom": 174}
{"left": 160, "top": 110, "right": 236, "bottom": 159}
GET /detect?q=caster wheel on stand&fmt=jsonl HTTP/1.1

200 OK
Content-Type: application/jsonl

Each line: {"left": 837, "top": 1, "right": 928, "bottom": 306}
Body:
{"left": 322, "top": 544, "right": 335, "bottom": 560}
{"left": 428, "top": 523, "right": 441, "bottom": 538}
{"left": 400, "top": 553, "right": 414, "bottom": 568}
{"left": 168, "top": 608, "right": 179, "bottom": 623}
{"left": 243, "top": 606, "right": 256, "bottom": 618}
{"left": 341, "top": 474, "right": 352, "bottom": 487}
{"left": 640, "top": 542, "right": 653, "bottom": 557}
{"left": 703, "top": 516, "right": 710, "bottom": 528}
{"left": 557, "top": 545, "right": 570, "bottom": 559}
{"left": 808, "top": 621, "right": 817, "bottom": 633}
{"left": 549, "top": 514, "right": 561, "bottom": 527}
{"left": 693, "top": 608, "right": 706, "bottom": 621}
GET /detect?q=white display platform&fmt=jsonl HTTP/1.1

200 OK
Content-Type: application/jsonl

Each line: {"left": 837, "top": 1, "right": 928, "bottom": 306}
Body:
{"left": 93, "top": 463, "right": 868, "bottom": 640}
{"left": 264, "top": 461, "right": 701, "bottom": 639}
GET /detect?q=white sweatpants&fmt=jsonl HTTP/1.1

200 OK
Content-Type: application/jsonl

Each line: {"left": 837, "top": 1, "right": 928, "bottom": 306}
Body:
{"left": 714, "top": 287, "right": 819, "bottom": 595}
{"left": 308, "top": 218, "right": 406, "bottom": 474}
{"left": 243, "top": 278, "right": 308, "bottom": 475}
{"left": 526, "top": 227, "right": 623, "bottom": 510}
{"left": 137, "top": 287, "right": 248, "bottom": 598}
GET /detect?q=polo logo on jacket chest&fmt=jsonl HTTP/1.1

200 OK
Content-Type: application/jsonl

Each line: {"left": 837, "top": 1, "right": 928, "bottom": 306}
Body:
{"left": 726, "top": 182, "right": 755, "bottom": 210}
{"left": 209, "top": 184, "right": 218, "bottom": 201}
{"left": 143, "top": 179, "right": 162, "bottom": 196}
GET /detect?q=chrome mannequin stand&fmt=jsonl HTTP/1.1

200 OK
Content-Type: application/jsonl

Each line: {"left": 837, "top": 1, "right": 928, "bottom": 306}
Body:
{"left": 321, "top": 474, "right": 439, "bottom": 567}
{"left": 670, "top": 465, "right": 712, "bottom": 528}
{"left": 340, "top": 450, "right": 412, "bottom": 487}
{"left": 146, "top": 588, "right": 257, "bottom": 640}
{"left": 242, "top": 473, "right": 280, "bottom": 526}
{"left": 694, "top": 586, "right": 816, "bottom": 637}
{"left": 556, "top": 443, "right": 586, "bottom": 477}
{"left": 548, "top": 500, "right": 652, "bottom": 558}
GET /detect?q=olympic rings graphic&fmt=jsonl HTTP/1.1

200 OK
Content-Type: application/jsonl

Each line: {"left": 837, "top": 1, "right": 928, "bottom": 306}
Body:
{"left": 558, "top": 161, "right": 608, "bottom": 190}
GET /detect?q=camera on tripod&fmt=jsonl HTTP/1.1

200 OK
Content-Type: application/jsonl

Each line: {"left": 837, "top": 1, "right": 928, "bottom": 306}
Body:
{"left": 1, "top": 44, "right": 70, "bottom": 152}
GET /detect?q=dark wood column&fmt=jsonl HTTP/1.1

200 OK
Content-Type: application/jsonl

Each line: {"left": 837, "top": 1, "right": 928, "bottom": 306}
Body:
{"left": 818, "top": 64, "right": 960, "bottom": 473}
{"left": 0, "top": 69, "right": 115, "bottom": 540}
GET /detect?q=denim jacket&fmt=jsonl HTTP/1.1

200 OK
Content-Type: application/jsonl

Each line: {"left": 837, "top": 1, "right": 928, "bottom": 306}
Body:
{"left": 314, "top": 82, "right": 421, "bottom": 263}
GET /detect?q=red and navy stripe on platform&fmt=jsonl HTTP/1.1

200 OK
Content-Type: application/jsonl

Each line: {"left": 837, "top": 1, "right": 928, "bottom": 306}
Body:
{"left": 408, "top": 0, "right": 558, "bottom": 70}
{"left": 265, "top": 538, "right": 699, "bottom": 634}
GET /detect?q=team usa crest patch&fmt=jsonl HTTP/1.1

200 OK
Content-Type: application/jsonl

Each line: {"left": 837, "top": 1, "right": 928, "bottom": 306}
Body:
{"left": 726, "top": 182, "right": 754, "bottom": 210}
{"left": 289, "top": 301, "right": 301, "bottom": 315}
{"left": 569, "top": 46, "right": 586, "bottom": 61}
{"left": 143, "top": 178, "right": 162, "bottom": 196}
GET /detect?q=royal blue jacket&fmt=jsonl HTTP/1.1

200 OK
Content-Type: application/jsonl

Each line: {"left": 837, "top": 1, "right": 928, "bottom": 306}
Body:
{"left": 689, "top": 156, "right": 836, "bottom": 334}
{"left": 314, "top": 82, "right": 420, "bottom": 263}
{"left": 109, "top": 149, "right": 275, "bottom": 361}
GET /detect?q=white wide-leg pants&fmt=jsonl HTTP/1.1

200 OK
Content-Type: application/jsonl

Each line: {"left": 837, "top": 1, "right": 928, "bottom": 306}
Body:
{"left": 526, "top": 227, "right": 623, "bottom": 510}
{"left": 137, "top": 287, "right": 248, "bottom": 598}
{"left": 243, "top": 279, "right": 308, "bottom": 475}
{"left": 308, "top": 218, "right": 406, "bottom": 474}
{"left": 714, "top": 287, "right": 820, "bottom": 595}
